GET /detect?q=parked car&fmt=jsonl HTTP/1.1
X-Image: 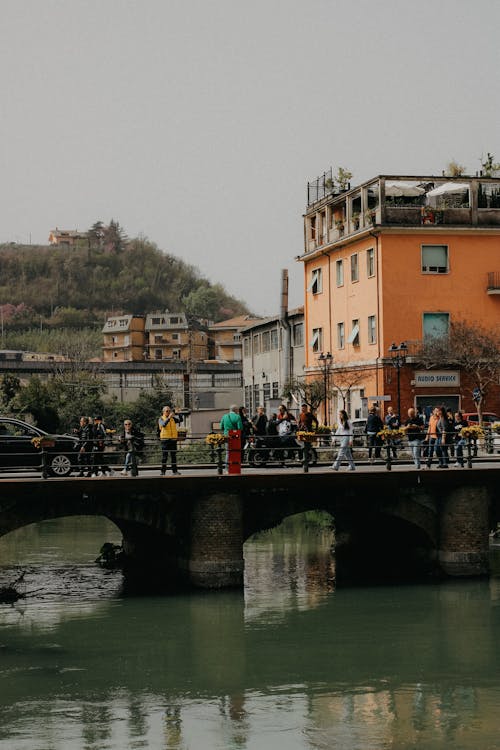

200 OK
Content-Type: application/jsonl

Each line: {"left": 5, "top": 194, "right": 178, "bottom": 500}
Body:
{"left": 351, "top": 418, "right": 367, "bottom": 446}
{"left": 462, "top": 412, "right": 500, "bottom": 426}
{"left": 0, "top": 417, "right": 78, "bottom": 477}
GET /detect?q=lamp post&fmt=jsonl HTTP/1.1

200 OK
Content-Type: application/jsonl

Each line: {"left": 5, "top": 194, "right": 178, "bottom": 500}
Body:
{"left": 388, "top": 342, "right": 408, "bottom": 420}
{"left": 318, "top": 352, "right": 333, "bottom": 425}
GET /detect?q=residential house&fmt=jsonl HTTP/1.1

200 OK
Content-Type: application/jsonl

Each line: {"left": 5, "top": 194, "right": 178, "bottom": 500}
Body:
{"left": 102, "top": 315, "right": 146, "bottom": 362}
{"left": 48, "top": 229, "right": 88, "bottom": 247}
{"left": 144, "top": 312, "right": 209, "bottom": 362}
{"left": 209, "top": 315, "right": 262, "bottom": 362}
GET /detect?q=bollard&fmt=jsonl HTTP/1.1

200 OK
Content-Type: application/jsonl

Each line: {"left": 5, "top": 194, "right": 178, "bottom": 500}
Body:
{"left": 216, "top": 445, "right": 224, "bottom": 475}
{"left": 227, "top": 430, "right": 242, "bottom": 475}
{"left": 302, "top": 442, "right": 310, "bottom": 473}
{"left": 385, "top": 442, "right": 392, "bottom": 471}
{"left": 467, "top": 438, "right": 473, "bottom": 469}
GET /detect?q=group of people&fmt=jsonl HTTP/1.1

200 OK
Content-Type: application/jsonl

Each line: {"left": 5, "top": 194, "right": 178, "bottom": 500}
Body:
{"left": 74, "top": 415, "right": 114, "bottom": 477}
{"left": 331, "top": 404, "right": 471, "bottom": 471}
{"left": 219, "top": 403, "right": 319, "bottom": 467}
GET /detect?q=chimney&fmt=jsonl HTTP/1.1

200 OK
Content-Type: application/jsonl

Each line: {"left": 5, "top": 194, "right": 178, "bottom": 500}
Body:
{"left": 280, "top": 269, "right": 291, "bottom": 386}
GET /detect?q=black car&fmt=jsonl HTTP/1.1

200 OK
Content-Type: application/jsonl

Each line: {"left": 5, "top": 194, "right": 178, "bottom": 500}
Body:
{"left": 0, "top": 417, "right": 78, "bottom": 477}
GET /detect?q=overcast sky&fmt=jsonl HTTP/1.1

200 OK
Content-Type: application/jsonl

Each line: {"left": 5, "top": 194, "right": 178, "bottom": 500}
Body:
{"left": 1, "top": 0, "right": 499, "bottom": 315}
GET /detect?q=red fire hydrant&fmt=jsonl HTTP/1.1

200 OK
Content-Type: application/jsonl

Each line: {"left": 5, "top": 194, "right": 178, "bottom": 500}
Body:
{"left": 227, "top": 429, "right": 242, "bottom": 474}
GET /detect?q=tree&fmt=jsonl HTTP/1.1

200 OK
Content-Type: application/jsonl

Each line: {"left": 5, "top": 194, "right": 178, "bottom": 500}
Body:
{"left": 444, "top": 160, "right": 466, "bottom": 177}
{"left": 416, "top": 320, "right": 500, "bottom": 422}
{"left": 481, "top": 152, "right": 500, "bottom": 177}
{"left": 330, "top": 369, "right": 366, "bottom": 410}
{"left": 0, "top": 374, "right": 21, "bottom": 409}
{"left": 282, "top": 376, "right": 325, "bottom": 414}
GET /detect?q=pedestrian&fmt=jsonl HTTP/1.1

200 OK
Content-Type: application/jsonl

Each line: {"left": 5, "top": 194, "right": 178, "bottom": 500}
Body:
{"left": 436, "top": 406, "right": 450, "bottom": 468}
{"left": 298, "top": 403, "right": 318, "bottom": 432}
{"left": 158, "top": 405, "right": 181, "bottom": 475}
{"left": 384, "top": 405, "right": 400, "bottom": 459}
{"left": 74, "top": 415, "right": 93, "bottom": 477}
{"left": 251, "top": 406, "right": 268, "bottom": 436}
{"left": 365, "top": 406, "right": 384, "bottom": 462}
{"left": 445, "top": 408, "right": 456, "bottom": 458}
{"left": 424, "top": 407, "right": 443, "bottom": 469}
{"left": 331, "top": 410, "right": 356, "bottom": 471}
{"left": 404, "top": 407, "right": 424, "bottom": 469}
{"left": 239, "top": 406, "right": 253, "bottom": 464}
{"left": 92, "top": 415, "right": 113, "bottom": 476}
{"left": 453, "top": 410, "right": 468, "bottom": 468}
{"left": 276, "top": 405, "right": 298, "bottom": 465}
{"left": 119, "top": 419, "right": 144, "bottom": 476}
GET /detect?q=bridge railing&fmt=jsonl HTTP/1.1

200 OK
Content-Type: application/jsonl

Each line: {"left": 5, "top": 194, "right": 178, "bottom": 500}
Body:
{"left": 1, "top": 429, "right": 499, "bottom": 477}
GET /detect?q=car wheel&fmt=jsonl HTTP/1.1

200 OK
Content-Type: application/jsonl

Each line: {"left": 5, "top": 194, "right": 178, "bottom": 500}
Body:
{"left": 48, "top": 453, "right": 72, "bottom": 477}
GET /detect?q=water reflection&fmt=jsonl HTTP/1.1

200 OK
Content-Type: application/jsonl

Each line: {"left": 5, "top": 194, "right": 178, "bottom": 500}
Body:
{"left": 0, "top": 517, "right": 500, "bottom": 749}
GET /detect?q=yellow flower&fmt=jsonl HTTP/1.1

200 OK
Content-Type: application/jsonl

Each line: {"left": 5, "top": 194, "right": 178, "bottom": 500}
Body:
{"left": 205, "top": 433, "right": 226, "bottom": 447}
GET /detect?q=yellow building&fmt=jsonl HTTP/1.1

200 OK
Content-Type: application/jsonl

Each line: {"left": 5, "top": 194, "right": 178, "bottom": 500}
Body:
{"left": 209, "top": 315, "right": 262, "bottom": 362}
{"left": 144, "top": 312, "right": 209, "bottom": 361}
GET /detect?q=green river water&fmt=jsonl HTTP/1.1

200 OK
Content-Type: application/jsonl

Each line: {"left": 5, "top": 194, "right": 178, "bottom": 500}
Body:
{"left": 1, "top": 514, "right": 500, "bottom": 750}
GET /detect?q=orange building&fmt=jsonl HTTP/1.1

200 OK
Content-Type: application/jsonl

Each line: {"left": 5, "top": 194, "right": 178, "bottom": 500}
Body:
{"left": 300, "top": 174, "right": 500, "bottom": 422}
{"left": 102, "top": 314, "right": 146, "bottom": 362}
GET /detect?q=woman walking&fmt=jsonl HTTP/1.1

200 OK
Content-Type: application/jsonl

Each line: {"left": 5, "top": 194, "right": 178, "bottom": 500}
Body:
{"left": 331, "top": 410, "right": 356, "bottom": 471}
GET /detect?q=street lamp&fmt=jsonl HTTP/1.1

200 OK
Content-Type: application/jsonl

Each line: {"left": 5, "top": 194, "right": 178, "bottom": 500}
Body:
{"left": 388, "top": 342, "right": 408, "bottom": 420}
{"left": 318, "top": 351, "right": 333, "bottom": 425}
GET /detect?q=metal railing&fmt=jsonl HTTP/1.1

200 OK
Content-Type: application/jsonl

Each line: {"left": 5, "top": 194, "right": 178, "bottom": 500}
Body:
{"left": 1, "top": 430, "right": 499, "bottom": 478}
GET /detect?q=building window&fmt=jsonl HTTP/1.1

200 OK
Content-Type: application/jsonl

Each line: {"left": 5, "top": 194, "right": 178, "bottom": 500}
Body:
{"left": 350, "top": 253, "right": 359, "bottom": 282}
{"left": 262, "top": 331, "right": 271, "bottom": 352}
{"left": 337, "top": 322, "right": 345, "bottom": 349}
{"left": 172, "top": 349, "right": 181, "bottom": 358}
{"left": 270, "top": 328, "right": 279, "bottom": 349}
{"left": 253, "top": 384, "right": 260, "bottom": 409}
{"left": 272, "top": 382, "right": 279, "bottom": 399}
{"left": 154, "top": 334, "right": 162, "bottom": 343}
{"left": 310, "top": 216, "right": 316, "bottom": 241}
{"left": 368, "top": 315, "right": 376, "bottom": 344}
{"left": 233, "top": 333, "right": 241, "bottom": 342}
{"left": 244, "top": 385, "right": 252, "bottom": 412}
{"left": 422, "top": 245, "right": 449, "bottom": 273}
{"left": 293, "top": 322, "right": 304, "bottom": 346}
{"left": 170, "top": 317, "right": 180, "bottom": 324}
{"left": 423, "top": 312, "right": 449, "bottom": 339}
{"left": 308, "top": 268, "right": 322, "bottom": 295}
{"left": 367, "top": 248, "right": 375, "bottom": 277}
{"left": 347, "top": 319, "right": 360, "bottom": 346}
{"left": 243, "top": 337, "right": 250, "bottom": 357}
{"left": 263, "top": 382, "right": 271, "bottom": 404}
{"left": 172, "top": 333, "right": 179, "bottom": 341}
{"left": 336, "top": 259, "right": 344, "bottom": 287}
{"left": 311, "top": 327, "right": 322, "bottom": 353}
{"left": 119, "top": 319, "right": 127, "bottom": 327}
{"left": 253, "top": 334, "right": 260, "bottom": 354}
{"left": 154, "top": 349, "right": 162, "bottom": 360}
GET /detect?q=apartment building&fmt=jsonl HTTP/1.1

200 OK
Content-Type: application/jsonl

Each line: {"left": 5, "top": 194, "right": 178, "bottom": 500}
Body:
{"left": 102, "top": 314, "right": 146, "bottom": 362}
{"left": 144, "top": 312, "right": 209, "bottom": 362}
{"left": 209, "top": 315, "right": 262, "bottom": 362}
{"left": 301, "top": 173, "right": 500, "bottom": 421}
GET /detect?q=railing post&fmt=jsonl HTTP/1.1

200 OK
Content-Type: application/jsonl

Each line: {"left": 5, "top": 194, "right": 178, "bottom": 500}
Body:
{"left": 303, "top": 442, "right": 310, "bottom": 473}
{"left": 385, "top": 442, "right": 392, "bottom": 471}
{"left": 216, "top": 445, "right": 224, "bottom": 475}
{"left": 466, "top": 438, "right": 473, "bottom": 469}
{"left": 41, "top": 448, "right": 49, "bottom": 479}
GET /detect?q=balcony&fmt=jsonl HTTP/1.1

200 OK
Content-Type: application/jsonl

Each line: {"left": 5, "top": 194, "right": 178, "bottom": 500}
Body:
{"left": 487, "top": 272, "right": 500, "bottom": 294}
{"left": 304, "top": 176, "right": 500, "bottom": 255}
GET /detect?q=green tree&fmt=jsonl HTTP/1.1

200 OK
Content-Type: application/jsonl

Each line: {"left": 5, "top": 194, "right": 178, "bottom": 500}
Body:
{"left": 0, "top": 374, "right": 21, "bottom": 408}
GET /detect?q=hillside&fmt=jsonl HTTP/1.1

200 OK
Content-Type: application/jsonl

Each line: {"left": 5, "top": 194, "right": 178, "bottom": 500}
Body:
{"left": 0, "top": 230, "right": 249, "bottom": 327}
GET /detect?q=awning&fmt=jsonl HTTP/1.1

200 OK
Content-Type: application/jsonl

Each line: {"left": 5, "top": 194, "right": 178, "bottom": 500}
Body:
{"left": 310, "top": 329, "right": 321, "bottom": 349}
{"left": 426, "top": 182, "right": 469, "bottom": 197}
{"left": 347, "top": 323, "right": 360, "bottom": 344}
{"left": 306, "top": 269, "right": 320, "bottom": 292}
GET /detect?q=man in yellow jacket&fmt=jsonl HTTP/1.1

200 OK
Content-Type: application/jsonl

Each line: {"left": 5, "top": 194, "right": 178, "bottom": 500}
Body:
{"left": 158, "top": 405, "right": 181, "bottom": 475}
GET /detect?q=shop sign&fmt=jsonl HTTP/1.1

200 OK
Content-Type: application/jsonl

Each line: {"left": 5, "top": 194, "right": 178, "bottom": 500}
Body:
{"left": 414, "top": 371, "right": 460, "bottom": 387}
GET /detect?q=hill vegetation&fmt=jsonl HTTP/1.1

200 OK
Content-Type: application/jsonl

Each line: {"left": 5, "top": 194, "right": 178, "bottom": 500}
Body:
{"left": 0, "top": 222, "right": 249, "bottom": 337}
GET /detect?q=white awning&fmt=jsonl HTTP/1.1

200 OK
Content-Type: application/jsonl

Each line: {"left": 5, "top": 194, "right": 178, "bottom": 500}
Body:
{"left": 306, "top": 269, "right": 319, "bottom": 292}
{"left": 347, "top": 323, "right": 360, "bottom": 344}
{"left": 310, "top": 329, "right": 320, "bottom": 349}
{"left": 426, "top": 182, "right": 469, "bottom": 197}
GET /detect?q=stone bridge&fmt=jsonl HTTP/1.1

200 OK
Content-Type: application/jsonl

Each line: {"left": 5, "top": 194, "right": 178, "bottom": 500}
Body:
{"left": 1, "top": 469, "right": 499, "bottom": 589}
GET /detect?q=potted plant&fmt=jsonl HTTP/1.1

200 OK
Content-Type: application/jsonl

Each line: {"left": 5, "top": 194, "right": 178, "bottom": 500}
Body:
{"left": 364, "top": 209, "right": 376, "bottom": 225}
{"left": 352, "top": 212, "right": 360, "bottom": 230}
{"left": 335, "top": 218, "right": 345, "bottom": 236}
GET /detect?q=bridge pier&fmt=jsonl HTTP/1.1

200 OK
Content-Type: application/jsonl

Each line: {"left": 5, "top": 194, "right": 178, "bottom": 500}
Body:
{"left": 438, "top": 485, "right": 490, "bottom": 577}
{"left": 186, "top": 492, "right": 244, "bottom": 589}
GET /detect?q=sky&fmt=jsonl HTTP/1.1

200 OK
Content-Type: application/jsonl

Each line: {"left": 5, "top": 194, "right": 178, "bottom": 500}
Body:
{"left": 1, "top": 0, "right": 499, "bottom": 316}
